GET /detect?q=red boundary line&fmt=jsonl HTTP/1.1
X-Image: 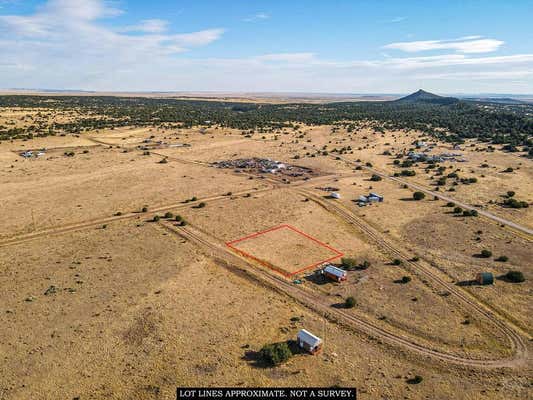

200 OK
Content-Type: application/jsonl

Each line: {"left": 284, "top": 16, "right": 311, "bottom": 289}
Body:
{"left": 226, "top": 224, "right": 288, "bottom": 245}
{"left": 225, "top": 224, "right": 343, "bottom": 277}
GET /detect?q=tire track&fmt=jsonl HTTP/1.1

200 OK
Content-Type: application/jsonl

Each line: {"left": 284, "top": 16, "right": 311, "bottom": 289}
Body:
{"left": 161, "top": 221, "right": 526, "bottom": 368}
{"left": 0, "top": 187, "right": 272, "bottom": 248}
{"left": 0, "top": 172, "right": 340, "bottom": 248}
{"left": 297, "top": 189, "right": 528, "bottom": 366}
{"left": 334, "top": 155, "right": 532, "bottom": 239}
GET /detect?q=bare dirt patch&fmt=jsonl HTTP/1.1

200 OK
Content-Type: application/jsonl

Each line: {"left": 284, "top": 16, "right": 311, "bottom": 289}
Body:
{"left": 227, "top": 225, "right": 343, "bottom": 276}
{"left": 213, "top": 158, "right": 320, "bottom": 182}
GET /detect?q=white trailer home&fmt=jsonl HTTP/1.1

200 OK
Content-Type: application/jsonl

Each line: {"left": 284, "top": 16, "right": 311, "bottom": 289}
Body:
{"left": 297, "top": 329, "right": 323, "bottom": 354}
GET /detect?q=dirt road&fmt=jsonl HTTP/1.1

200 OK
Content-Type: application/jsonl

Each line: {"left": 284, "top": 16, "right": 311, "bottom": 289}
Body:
{"left": 335, "top": 155, "right": 533, "bottom": 237}
{"left": 0, "top": 171, "right": 343, "bottom": 248}
{"left": 162, "top": 221, "right": 528, "bottom": 369}
{"left": 0, "top": 186, "right": 271, "bottom": 247}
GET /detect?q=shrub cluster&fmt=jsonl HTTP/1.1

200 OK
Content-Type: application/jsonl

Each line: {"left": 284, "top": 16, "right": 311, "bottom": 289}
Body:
{"left": 412, "top": 191, "right": 425, "bottom": 201}
{"left": 503, "top": 198, "right": 529, "bottom": 209}
{"left": 479, "top": 249, "right": 492, "bottom": 258}
{"left": 505, "top": 271, "right": 525, "bottom": 283}
{"left": 345, "top": 296, "right": 356, "bottom": 308}
{"left": 260, "top": 342, "right": 293, "bottom": 365}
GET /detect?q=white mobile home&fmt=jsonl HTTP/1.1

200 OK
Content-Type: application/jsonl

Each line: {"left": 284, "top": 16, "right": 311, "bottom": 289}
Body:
{"left": 297, "top": 329, "right": 323, "bottom": 354}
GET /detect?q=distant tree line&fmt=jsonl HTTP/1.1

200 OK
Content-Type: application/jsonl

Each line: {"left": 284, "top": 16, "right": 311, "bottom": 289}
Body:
{"left": 1, "top": 95, "right": 532, "bottom": 150}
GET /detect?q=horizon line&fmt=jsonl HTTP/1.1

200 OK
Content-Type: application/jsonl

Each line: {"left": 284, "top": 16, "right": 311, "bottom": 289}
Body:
{"left": 1, "top": 89, "right": 532, "bottom": 97}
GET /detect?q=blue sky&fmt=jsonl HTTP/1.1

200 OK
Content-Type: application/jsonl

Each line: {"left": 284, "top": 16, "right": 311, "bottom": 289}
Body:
{"left": 1, "top": 0, "right": 532, "bottom": 93}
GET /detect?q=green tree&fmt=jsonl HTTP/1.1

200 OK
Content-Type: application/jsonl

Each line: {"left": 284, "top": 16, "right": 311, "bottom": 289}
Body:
{"left": 505, "top": 271, "right": 525, "bottom": 283}
{"left": 260, "top": 342, "right": 293, "bottom": 365}
{"left": 407, "top": 375, "right": 423, "bottom": 384}
{"left": 345, "top": 296, "right": 356, "bottom": 308}
{"left": 341, "top": 257, "right": 358, "bottom": 270}
{"left": 480, "top": 249, "right": 492, "bottom": 258}
{"left": 413, "top": 191, "right": 425, "bottom": 200}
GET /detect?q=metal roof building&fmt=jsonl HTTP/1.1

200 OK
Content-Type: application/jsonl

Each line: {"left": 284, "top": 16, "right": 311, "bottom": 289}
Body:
{"left": 369, "top": 192, "right": 384, "bottom": 202}
{"left": 323, "top": 264, "right": 347, "bottom": 282}
{"left": 476, "top": 272, "right": 494, "bottom": 285}
{"left": 297, "top": 329, "right": 323, "bottom": 354}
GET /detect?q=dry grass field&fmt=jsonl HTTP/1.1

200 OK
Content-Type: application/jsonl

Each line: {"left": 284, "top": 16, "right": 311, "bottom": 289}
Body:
{"left": 338, "top": 128, "right": 533, "bottom": 228}
{"left": 0, "top": 111, "right": 531, "bottom": 399}
{"left": 227, "top": 225, "right": 342, "bottom": 276}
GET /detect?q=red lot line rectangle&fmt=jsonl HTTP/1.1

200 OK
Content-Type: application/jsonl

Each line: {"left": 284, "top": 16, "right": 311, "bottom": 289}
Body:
{"left": 226, "top": 224, "right": 343, "bottom": 277}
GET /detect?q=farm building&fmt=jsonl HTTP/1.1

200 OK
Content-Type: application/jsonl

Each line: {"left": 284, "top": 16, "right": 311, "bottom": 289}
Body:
{"left": 408, "top": 152, "right": 444, "bottom": 163}
{"left": 358, "top": 195, "right": 369, "bottom": 203}
{"left": 368, "top": 192, "right": 383, "bottom": 202}
{"left": 357, "top": 192, "right": 384, "bottom": 205}
{"left": 407, "top": 151, "right": 425, "bottom": 161}
{"left": 297, "top": 329, "right": 323, "bottom": 354}
{"left": 317, "top": 186, "right": 339, "bottom": 192}
{"left": 323, "top": 264, "right": 347, "bottom": 282}
{"left": 476, "top": 272, "right": 494, "bottom": 285}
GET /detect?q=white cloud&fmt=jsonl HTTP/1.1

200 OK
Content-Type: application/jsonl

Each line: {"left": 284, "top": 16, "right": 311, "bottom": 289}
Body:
{"left": 383, "top": 36, "right": 504, "bottom": 53}
{"left": 120, "top": 19, "right": 169, "bottom": 33}
{"left": 378, "top": 54, "right": 533, "bottom": 69}
{"left": 414, "top": 70, "right": 533, "bottom": 80}
{"left": 245, "top": 53, "right": 533, "bottom": 71}
{"left": 171, "top": 29, "right": 225, "bottom": 47}
{"left": 254, "top": 53, "right": 316, "bottom": 63}
{"left": 0, "top": 2, "right": 531, "bottom": 93}
{"left": 0, "top": 0, "right": 224, "bottom": 68}
{"left": 243, "top": 12, "right": 270, "bottom": 22}
{"left": 42, "top": 0, "right": 123, "bottom": 20}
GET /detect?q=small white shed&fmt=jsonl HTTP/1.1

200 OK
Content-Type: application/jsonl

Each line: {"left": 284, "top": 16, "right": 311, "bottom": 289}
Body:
{"left": 330, "top": 192, "right": 341, "bottom": 199}
{"left": 297, "top": 329, "right": 323, "bottom": 354}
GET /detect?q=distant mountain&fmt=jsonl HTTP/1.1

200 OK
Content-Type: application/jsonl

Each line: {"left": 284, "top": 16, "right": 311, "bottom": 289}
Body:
{"left": 463, "top": 97, "right": 527, "bottom": 105}
{"left": 4, "top": 88, "right": 97, "bottom": 94}
{"left": 394, "top": 89, "right": 459, "bottom": 105}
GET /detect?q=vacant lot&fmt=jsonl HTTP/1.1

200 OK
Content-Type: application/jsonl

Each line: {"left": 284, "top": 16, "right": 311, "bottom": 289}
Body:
{"left": 227, "top": 225, "right": 342, "bottom": 276}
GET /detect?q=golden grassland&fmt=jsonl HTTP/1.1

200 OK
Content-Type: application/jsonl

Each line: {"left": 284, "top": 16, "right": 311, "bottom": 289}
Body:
{"left": 0, "top": 114, "right": 531, "bottom": 399}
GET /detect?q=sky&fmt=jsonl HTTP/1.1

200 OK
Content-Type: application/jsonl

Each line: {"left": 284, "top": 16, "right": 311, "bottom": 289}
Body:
{"left": 1, "top": 0, "right": 533, "bottom": 94}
